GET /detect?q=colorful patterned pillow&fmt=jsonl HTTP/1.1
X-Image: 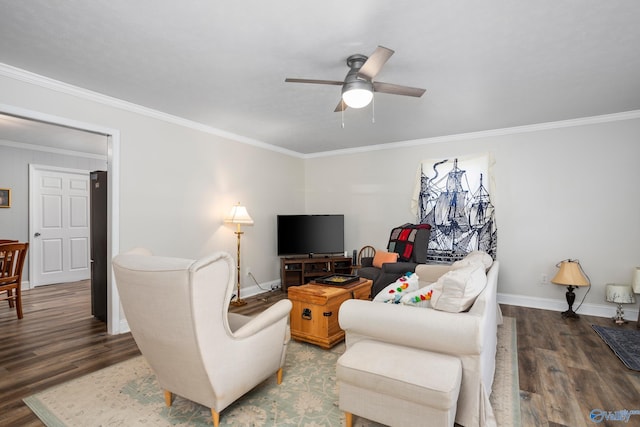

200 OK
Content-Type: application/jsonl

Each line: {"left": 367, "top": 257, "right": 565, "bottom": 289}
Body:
{"left": 372, "top": 272, "right": 419, "bottom": 304}
{"left": 399, "top": 284, "right": 435, "bottom": 308}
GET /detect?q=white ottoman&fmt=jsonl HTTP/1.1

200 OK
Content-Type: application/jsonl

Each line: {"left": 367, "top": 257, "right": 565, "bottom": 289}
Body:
{"left": 336, "top": 340, "right": 462, "bottom": 427}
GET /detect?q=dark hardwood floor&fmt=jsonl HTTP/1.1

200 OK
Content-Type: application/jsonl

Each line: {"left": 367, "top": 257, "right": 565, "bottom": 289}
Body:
{"left": 501, "top": 305, "right": 640, "bottom": 427}
{"left": 0, "top": 281, "right": 140, "bottom": 426}
{"left": 1, "top": 282, "right": 638, "bottom": 426}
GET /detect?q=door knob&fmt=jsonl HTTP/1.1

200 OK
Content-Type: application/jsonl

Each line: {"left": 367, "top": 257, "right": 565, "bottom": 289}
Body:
{"left": 34, "top": 232, "right": 41, "bottom": 237}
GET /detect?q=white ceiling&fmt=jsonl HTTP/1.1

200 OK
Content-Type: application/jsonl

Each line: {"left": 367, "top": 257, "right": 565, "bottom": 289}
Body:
{"left": 0, "top": 1, "right": 639, "bottom": 155}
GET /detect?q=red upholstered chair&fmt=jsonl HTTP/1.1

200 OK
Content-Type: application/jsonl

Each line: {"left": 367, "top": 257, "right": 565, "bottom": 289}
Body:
{"left": 357, "top": 224, "right": 431, "bottom": 297}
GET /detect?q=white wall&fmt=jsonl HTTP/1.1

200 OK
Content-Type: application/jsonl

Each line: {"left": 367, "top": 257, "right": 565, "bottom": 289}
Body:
{"left": 0, "top": 73, "right": 305, "bottom": 284}
{"left": 305, "top": 117, "right": 640, "bottom": 317}
{"left": 0, "top": 70, "right": 305, "bottom": 333}
{"left": 2, "top": 67, "right": 639, "bottom": 321}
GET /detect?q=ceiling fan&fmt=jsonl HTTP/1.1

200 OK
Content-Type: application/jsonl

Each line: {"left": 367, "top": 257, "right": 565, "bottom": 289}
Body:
{"left": 285, "top": 46, "right": 426, "bottom": 112}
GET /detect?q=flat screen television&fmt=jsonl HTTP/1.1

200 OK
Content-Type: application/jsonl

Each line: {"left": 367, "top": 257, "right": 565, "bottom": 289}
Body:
{"left": 277, "top": 214, "right": 344, "bottom": 256}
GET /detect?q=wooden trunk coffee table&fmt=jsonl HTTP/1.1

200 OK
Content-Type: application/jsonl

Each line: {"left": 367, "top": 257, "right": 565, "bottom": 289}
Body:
{"left": 288, "top": 278, "right": 373, "bottom": 349}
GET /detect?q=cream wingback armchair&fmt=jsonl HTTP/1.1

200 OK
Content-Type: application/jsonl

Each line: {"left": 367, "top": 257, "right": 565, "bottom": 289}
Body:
{"left": 112, "top": 248, "right": 292, "bottom": 427}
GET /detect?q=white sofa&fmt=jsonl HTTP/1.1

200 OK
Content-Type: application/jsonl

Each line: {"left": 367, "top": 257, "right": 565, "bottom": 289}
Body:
{"left": 338, "top": 252, "right": 501, "bottom": 427}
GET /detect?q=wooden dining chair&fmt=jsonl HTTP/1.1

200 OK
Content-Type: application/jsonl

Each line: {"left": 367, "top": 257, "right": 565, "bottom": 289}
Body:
{"left": 0, "top": 242, "right": 29, "bottom": 319}
{"left": 0, "top": 240, "right": 17, "bottom": 270}
{"left": 351, "top": 245, "right": 376, "bottom": 274}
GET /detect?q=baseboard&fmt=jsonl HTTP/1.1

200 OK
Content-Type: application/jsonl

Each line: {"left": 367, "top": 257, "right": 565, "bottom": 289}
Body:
{"left": 497, "top": 292, "right": 640, "bottom": 321}
{"left": 242, "top": 279, "right": 281, "bottom": 299}
{"left": 119, "top": 319, "right": 130, "bottom": 334}
{"left": 248, "top": 283, "right": 639, "bottom": 322}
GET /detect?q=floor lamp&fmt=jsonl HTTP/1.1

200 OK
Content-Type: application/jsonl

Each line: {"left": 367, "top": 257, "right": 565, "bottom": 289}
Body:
{"left": 225, "top": 203, "right": 253, "bottom": 306}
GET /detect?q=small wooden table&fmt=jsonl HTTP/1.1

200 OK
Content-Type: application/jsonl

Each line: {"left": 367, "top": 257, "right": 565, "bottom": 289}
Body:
{"left": 288, "top": 278, "right": 373, "bottom": 349}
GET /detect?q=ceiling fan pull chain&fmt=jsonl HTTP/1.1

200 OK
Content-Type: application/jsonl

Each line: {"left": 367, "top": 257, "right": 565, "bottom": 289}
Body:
{"left": 372, "top": 95, "right": 376, "bottom": 124}
{"left": 341, "top": 101, "right": 345, "bottom": 128}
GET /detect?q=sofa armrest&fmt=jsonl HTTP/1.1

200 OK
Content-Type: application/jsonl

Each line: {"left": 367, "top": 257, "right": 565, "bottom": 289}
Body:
{"left": 414, "top": 264, "right": 455, "bottom": 283}
{"left": 381, "top": 261, "right": 418, "bottom": 274}
{"left": 338, "top": 299, "right": 482, "bottom": 355}
{"left": 361, "top": 257, "right": 374, "bottom": 268}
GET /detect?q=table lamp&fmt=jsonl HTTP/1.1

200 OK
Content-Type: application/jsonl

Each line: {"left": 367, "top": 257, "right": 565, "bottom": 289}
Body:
{"left": 551, "top": 259, "right": 590, "bottom": 319}
{"left": 633, "top": 267, "right": 640, "bottom": 294}
{"left": 224, "top": 203, "right": 254, "bottom": 306}
{"left": 605, "top": 284, "right": 635, "bottom": 325}
{"left": 632, "top": 267, "right": 640, "bottom": 328}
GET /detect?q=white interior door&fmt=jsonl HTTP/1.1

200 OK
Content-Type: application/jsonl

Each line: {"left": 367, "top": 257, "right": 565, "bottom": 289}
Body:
{"left": 29, "top": 165, "right": 91, "bottom": 287}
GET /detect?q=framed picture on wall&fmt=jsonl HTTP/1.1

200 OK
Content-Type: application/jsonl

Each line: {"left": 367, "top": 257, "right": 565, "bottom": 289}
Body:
{"left": 0, "top": 188, "right": 10, "bottom": 208}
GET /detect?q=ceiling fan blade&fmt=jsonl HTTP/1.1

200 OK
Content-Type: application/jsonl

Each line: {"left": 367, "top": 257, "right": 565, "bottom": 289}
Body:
{"left": 373, "top": 81, "right": 426, "bottom": 98}
{"left": 334, "top": 99, "right": 347, "bottom": 112}
{"left": 357, "top": 46, "right": 394, "bottom": 80}
{"left": 285, "top": 78, "right": 344, "bottom": 86}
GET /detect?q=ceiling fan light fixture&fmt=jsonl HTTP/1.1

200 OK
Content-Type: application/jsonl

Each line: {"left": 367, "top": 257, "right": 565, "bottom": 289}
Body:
{"left": 341, "top": 80, "right": 373, "bottom": 109}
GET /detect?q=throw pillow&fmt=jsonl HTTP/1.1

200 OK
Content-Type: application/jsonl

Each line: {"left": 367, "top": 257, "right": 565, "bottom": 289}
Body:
{"left": 430, "top": 262, "right": 487, "bottom": 312}
{"left": 372, "top": 250, "right": 399, "bottom": 269}
{"left": 399, "top": 284, "right": 435, "bottom": 308}
{"left": 372, "top": 272, "right": 419, "bottom": 304}
{"left": 452, "top": 251, "right": 493, "bottom": 270}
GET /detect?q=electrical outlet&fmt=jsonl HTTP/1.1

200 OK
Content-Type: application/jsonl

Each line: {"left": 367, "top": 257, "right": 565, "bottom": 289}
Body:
{"left": 540, "top": 273, "right": 548, "bottom": 285}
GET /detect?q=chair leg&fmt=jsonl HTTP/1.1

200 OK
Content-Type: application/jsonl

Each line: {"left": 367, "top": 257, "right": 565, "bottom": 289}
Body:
{"left": 15, "top": 288, "right": 22, "bottom": 319}
{"left": 211, "top": 409, "right": 220, "bottom": 427}
{"left": 277, "top": 367, "right": 283, "bottom": 385}
{"left": 344, "top": 411, "right": 353, "bottom": 427}
{"left": 163, "top": 390, "right": 172, "bottom": 407}
{"left": 7, "top": 289, "right": 15, "bottom": 308}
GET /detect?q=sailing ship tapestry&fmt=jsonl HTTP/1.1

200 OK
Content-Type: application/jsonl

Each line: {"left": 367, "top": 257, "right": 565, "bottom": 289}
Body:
{"left": 412, "top": 155, "right": 498, "bottom": 263}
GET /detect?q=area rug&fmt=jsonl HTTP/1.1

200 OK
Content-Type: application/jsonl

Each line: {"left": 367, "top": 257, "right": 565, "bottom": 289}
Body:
{"left": 25, "top": 317, "right": 519, "bottom": 426}
{"left": 592, "top": 324, "right": 640, "bottom": 371}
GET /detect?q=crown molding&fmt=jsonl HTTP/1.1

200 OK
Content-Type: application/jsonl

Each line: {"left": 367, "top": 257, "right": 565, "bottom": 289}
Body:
{"left": 0, "top": 63, "right": 304, "bottom": 159}
{"left": 307, "top": 109, "right": 640, "bottom": 158}
{"left": 3, "top": 62, "right": 639, "bottom": 160}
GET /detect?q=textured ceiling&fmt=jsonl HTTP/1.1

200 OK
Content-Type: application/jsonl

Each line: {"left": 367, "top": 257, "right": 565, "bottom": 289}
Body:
{"left": 0, "top": 1, "right": 639, "bottom": 154}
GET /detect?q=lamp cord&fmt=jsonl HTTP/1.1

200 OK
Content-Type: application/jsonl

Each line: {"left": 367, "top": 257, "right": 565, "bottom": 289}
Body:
{"left": 247, "top": 271, "right": 283, "bottom": 303}
{"left": 575, "top": 261, "right": 591, "bottom": 314}
{"left": 248, "top": 271, "right": 269, "bottom": 292}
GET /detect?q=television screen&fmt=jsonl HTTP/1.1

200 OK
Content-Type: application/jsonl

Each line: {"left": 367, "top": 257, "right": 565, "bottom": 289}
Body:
{"left": 277, "top": 214, "right": 344, "bottom": 256}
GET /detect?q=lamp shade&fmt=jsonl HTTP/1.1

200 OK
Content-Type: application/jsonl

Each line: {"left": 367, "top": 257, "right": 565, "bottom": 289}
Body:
{"left": 342, "top": 80, "right": 373, "bottom": 109}
{"left": 551, "top": 260, "right": 589, "bottom": 287}
{"left": 633, "top": 267, "right": 640, "bottom": 294}
{"left": 605, "top": 284, "right": 636, "bottom": 304}
{"left": 224, "top": 203, "right": 254, "bottom": 225}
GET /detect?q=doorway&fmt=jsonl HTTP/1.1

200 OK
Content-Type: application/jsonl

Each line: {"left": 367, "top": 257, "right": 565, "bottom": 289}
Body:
{"left": 0, "top": 103, "right": 122, "bottom": 334}
{"left": 28, "top": 165, "right": 92, "bottom": 287}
